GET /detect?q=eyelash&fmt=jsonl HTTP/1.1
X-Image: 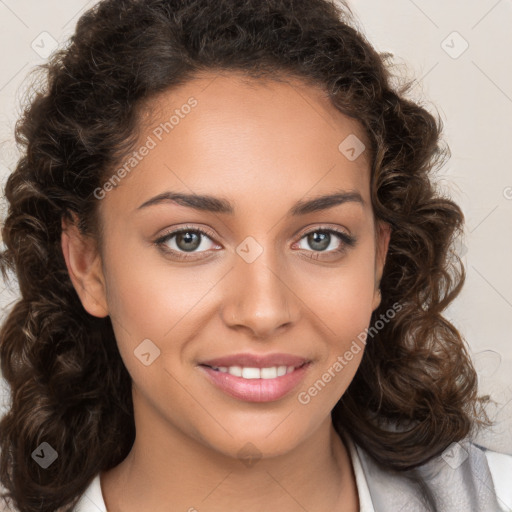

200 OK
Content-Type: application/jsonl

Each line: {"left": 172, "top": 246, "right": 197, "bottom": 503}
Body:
{"left": 153, "top": 225, "right": 356, "bottom": 261}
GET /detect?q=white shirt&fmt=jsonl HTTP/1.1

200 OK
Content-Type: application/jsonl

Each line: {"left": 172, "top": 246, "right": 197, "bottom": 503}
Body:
{"left": 75, "top": 437, "right": 512, "bottom": 512}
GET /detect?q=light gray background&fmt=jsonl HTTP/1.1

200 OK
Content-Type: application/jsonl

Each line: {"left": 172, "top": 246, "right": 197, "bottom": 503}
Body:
{"left": 0, "top": 0, "right": 511, "bottom": 452}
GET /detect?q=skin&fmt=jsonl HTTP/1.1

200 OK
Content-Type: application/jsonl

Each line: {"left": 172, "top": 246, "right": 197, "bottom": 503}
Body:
{"left": 61, "top": 71, "right": 390, "bottom": 512}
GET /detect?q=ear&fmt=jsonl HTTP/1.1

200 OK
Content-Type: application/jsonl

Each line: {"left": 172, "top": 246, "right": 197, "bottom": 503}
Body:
{"left": 372, "top": 220, "right": 391, "bottom": 311}
{"left": 61, "top": 212, "right": 109, "bottom": 318}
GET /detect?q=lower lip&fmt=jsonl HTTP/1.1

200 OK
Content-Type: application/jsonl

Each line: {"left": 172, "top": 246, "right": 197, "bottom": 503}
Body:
{"left": 198, "top": 363, "right": 311, "bottom": 402}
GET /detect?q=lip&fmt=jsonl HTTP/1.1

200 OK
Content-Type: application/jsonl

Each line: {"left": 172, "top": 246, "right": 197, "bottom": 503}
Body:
{"left": 197, "top": 353, "right": 312, "bottom": 403}
{"left": 199, "top": 352, "right": 309, "bottom": 368}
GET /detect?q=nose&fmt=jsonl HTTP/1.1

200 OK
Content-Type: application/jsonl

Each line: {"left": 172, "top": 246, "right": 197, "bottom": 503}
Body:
{"left": 221, "top": 250, "right": 299, "bottom": 340}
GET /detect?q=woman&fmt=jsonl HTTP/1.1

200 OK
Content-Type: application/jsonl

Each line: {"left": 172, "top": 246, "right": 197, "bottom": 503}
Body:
{"left": 1, "top": 0, "right": 510, "bottom": 511}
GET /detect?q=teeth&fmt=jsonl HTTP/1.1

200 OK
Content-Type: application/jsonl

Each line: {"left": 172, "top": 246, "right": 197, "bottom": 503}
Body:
{"left": 260, "top": 367, "right": 277, "bottom": 379}
{"left": 211, "top": 365, "right": 297, "bottom": 379}
{"left": 227, "top": 365, "right": 242, "bottom": 376}
{"left": 242, "top": 367, "right": 261, "bottom": 379}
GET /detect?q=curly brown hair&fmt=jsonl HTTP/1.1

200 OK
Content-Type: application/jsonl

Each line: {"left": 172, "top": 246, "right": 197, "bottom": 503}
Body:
{"left": 0, "top": 0, "right": 492, "bottom": 510}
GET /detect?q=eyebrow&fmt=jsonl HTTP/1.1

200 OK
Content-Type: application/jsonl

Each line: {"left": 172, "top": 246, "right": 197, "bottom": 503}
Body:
{"left": 136, "top": 188, "right": 364, "bottom": 216}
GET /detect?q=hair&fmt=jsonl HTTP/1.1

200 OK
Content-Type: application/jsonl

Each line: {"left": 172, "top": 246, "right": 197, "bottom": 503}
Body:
{"left": 0, "top": 0, "right": 493, "bottom": 510}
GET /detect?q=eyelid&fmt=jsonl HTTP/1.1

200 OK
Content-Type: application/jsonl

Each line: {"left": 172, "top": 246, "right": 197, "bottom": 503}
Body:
{"left": 294, "top": 223, "right": 354, "bottom": 242}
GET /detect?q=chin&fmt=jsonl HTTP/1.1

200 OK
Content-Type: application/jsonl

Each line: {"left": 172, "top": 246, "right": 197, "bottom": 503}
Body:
{"left": 197, "top": 423, "right": 307, "bottom": 463}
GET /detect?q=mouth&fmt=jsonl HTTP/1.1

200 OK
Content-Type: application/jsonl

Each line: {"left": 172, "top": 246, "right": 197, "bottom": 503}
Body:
{"left": 197, "top": 357, "right": 312, "bottom": 403}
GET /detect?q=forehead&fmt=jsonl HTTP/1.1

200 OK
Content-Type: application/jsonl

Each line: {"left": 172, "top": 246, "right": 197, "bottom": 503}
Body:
{"left": 101, "top": 71, "right": 372, "bottom": 217}
{"left": 141, "top": 71, "right": 369, "bottom": 152}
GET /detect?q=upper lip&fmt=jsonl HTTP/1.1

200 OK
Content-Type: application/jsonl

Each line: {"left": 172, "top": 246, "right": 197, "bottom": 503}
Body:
{"left": 199, "top": 353, "right": 310, "bottom": 369}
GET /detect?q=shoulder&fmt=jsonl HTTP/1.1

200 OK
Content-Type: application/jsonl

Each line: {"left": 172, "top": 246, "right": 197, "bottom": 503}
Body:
{"left": 354, "top": 437, "right": 512, "bottom": 512}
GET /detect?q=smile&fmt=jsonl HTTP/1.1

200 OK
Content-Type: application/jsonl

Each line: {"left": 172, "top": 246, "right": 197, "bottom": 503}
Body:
{"left": 198, "top": 361, "right": 311, "bottom": 402}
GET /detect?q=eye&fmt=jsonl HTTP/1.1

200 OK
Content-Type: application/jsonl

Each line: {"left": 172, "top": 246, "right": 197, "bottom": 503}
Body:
{"left": 294, "top": 227, "right": 356, "bottom": 259}
{"left": 153, "top": 225, "right": 356, "bottom": 261}
{"left": 153, "top": 225, "right": 219, "bottom": 260}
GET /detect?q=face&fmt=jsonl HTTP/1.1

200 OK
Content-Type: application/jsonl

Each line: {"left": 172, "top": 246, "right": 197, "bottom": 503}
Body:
{"left": 63, "top": 72, "right": 390, "bottom": 461}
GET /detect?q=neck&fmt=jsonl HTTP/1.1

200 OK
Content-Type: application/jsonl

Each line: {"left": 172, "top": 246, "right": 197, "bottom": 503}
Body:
{"left": 101, "top": 390, "right": 359, "bottom": 512}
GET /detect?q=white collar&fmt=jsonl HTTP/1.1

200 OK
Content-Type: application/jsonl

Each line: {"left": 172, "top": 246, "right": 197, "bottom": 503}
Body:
{"left": 341, "top": 429, "right": 376, "bottom": 512}
{"left": 75, "top": 472, "right": 106, "bottom": 511}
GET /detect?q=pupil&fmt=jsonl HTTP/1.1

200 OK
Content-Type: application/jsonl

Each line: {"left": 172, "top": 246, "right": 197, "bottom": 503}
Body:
{"left": 309, "top": 232, "right": 329, "bottom": 251}
{"left": 177, "top": 232, "right": 200, "bottom": 252}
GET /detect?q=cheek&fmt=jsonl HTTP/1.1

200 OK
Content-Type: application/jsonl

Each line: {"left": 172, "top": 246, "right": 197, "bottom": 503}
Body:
{"left": 298, "top": 268, "right": 375, "bottom": 415}
{"left": 102, "top": 232, "right": 213, "bottom": 338}
{"left": 304, "top": 251, "right": 377, "bottom": 339}
{"left": 298, "top": 243, "right": 377, "bottom": 403}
